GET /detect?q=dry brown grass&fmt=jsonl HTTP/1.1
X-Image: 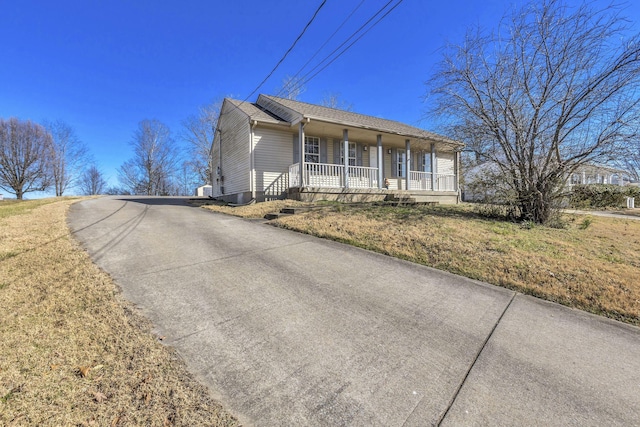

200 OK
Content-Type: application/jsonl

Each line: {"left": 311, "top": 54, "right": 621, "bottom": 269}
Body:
{"left": 201, "top": 199, "right": 313, "bottom": 218}
{"left": 272, "top": 204, "right": 640, "bottom": 325}
{"left": 0, "top": 198, "right": 238, "bottom": 426}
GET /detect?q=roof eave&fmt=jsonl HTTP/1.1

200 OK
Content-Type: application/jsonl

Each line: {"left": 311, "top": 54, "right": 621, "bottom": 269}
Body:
{"left": 302, "top": 115, "right": 464, "bottom": 148}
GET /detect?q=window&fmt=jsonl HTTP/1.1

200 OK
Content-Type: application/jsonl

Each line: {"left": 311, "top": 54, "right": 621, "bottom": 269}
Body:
{"left": 340, "top": 142, "right": 357, "bottom": 166}
{"left": 397, "top": 149, "right": 406, "bottom": 178}
{"left": 422, "top": 152, "right": 432, "bottom": 173}
{"left": 305, "top": 136, "right": 320, "bottom": 164}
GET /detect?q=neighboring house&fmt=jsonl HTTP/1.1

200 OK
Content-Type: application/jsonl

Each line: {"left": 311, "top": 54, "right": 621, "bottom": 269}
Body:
{"left": 210, "top": 94, "right": 463, "bottom": 204}
{"left": 463, "top": 161, "right": 632, "bottom": 202}
{"left": 567, "top": 163, "right": 630, "bottom": 187}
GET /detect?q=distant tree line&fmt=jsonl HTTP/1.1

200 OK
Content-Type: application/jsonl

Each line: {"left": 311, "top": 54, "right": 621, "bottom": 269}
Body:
{"left": 0, "top": 117, "right": 102, "bottom": 199}
{"left": 0, "top": 99, "right": 221, "bottom": 198}
{"left": 113, "top": 100, "right": 220, "bottom": 196}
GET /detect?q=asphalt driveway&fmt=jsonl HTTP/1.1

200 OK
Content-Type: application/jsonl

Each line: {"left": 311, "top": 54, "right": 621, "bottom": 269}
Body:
{"left": 68, "top": 196, "right": 640, "bottom": 426}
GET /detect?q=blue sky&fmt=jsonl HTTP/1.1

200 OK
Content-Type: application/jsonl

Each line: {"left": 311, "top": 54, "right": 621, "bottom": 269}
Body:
{"left": 1, "top": 0, "right": 639, "bottom": 195}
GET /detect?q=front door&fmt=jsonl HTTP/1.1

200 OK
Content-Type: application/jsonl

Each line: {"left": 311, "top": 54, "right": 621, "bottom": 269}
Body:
{"left": 369, "top": 146, "right": 377, "bottom": 169}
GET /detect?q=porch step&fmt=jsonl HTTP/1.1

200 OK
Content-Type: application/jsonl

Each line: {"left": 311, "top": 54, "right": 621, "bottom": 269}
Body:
{"left": 280, "top": 205, "right": 328, "bottom": 214}
{"left": 264, "top": 204, "right": 329, "bottom": 219}
{"left": 384, "top": 194, "right": 440, "bottom": 206}
{"left": 264, "top": 212, "right": 293, "bottom": 220}
{"left": 385, "top": 194, "right": 417, "bottom": 206}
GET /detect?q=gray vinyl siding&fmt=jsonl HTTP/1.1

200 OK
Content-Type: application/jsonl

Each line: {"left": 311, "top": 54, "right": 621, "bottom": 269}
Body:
{"left": 437, "top": 152, "right": 455, "bottom": 175}
{"left": 211, "top": 135, "right": 221, "bottom": 196}
{"left": 254, "top": 127, "right": 294, "bottom": 198}
{"left": 213, "top": 100, "right": 251, "bottom": 197}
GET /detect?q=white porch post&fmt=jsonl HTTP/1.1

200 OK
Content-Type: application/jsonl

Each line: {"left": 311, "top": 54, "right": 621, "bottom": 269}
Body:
{"left": 299, "top": 122, "right": 305, "bottom": 187}
{"left": 377, "top": 134, "right": 383, "bottom": 189}
{"left": 343, "top": 129, "right": 349, "bottom": 188}
{"left": 430, "top": 143, "right": 437, "bottom": 191}
{"left": 582, "top": 170, "right": 586, "bottom": 184}
{"left": 405, "top": 139, "right": 411, "bottom": 191}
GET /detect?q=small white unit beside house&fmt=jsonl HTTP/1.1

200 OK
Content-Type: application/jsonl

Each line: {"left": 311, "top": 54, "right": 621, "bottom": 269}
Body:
{"left": 195, "top": 185, "right": 213, "bottom": 197}
{"left": 211, "top": 94, "right": 463, "bottom": 204}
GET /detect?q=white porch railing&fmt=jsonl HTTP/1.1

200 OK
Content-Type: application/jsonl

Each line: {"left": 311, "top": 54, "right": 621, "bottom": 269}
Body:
{"left": 436, "top": 174, "right": 456, "bottom": 191}
{"left": 289, "top": 163, "right": 300, "bottom": 188}
{"left": 348, "top": 166, "right": 378, "bottom": 188}
{"left": 289, "top": 163, "right": 456, "bottom": 192}
{"left": 409, "top": 171, "right": 433, "bottom": 191}
{"left": 307, "top": 163, "right": 344, "bottom": 187}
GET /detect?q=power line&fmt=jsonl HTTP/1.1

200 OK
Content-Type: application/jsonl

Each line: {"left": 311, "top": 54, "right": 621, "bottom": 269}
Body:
{"left": 283, "top": 0, "right": 366, "bottom": 95}
{"left": 298, "top": 0, "right": 405, "bottom": 90}
{"left": 218, "top": 0, "right": 404, "bottom": 135}
{"left": 243, "top": 0, "right": 327, "bottom": 103}
{"left": 277, "top": 0, "right": 403, "bottom": 98}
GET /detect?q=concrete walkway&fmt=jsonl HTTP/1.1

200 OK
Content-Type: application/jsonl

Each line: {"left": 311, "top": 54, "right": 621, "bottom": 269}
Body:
{"left": 564, "top": 209, "right": 640, "bottom": 220}
{"left": 69, "top": 197, "right": 640, "bottom": 426}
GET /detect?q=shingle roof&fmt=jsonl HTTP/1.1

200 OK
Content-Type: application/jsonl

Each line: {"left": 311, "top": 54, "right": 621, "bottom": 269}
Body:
{"left": 259, "top": 94, "right": 462, "bottom": 146}
{"left": 225, "top": 99, "right": 288, "bottom": 125}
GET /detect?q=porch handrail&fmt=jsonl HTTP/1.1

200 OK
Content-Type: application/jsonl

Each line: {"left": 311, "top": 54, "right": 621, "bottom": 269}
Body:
{"left": 289, "top": 163, "right": 300, "bottom": 188}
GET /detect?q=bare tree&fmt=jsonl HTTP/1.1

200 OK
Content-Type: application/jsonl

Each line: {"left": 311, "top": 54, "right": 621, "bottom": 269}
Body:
{"left": 118, "top": 120, "right": 180, "bottom": 195}
{"left": 320, "top": 92, "right": 353, "bottom": 111}
{"left": 278, "top": 75, "right": 306, "bottom": 100}
{"left": 0, "top": 118, "right": 53, "bottom": 199}
{"left": 78, "top": 164, "right": 107, "bottom": 195}
{"left": 429, "top": 0, "right": 640, "bottom": 223}
{"left": 181, "top": 101, "right": 220, "bottom": 184}
{"left": 618, "top": 143, "right": 640, "bottom": 181}
{"left": 44, "top": 120, "right": 89, "bottom": 196}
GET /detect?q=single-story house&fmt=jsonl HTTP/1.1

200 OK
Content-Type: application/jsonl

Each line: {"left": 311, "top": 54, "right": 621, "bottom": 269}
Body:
{"left": 210, "top": 94, "right": 463, "bottom": 204}
{"left": 567, "top": 163, "right": 630, "bottom": 187}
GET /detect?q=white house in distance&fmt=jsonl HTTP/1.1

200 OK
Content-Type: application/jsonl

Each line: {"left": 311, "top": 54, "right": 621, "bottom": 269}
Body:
{"left": 210, "top": 94, "right": 463, "bottom": 204}
{"left": 567, "top": 163, "right": 631, "bottom": 187}
{"left": 463, "top": 161, "right": 633, "bottom": 202}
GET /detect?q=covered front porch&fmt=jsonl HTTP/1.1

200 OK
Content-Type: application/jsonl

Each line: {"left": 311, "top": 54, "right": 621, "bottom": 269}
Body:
{"left": 286, "top": 124, "right": 461, "bottom": 203}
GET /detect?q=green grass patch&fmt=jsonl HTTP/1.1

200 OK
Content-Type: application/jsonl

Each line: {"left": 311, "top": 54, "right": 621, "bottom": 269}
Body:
{"left": 0, "top": 198, "right": 59, "bottom": 219}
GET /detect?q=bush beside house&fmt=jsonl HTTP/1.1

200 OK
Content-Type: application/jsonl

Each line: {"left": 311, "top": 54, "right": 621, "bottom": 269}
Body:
{"left": 569, "top": 184, "right": 640, "bottom": 208}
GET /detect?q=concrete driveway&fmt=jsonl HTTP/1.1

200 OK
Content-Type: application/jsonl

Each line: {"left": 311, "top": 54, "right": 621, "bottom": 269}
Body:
{"left": 68, "top": 196, "right": 640, "bottom": 426}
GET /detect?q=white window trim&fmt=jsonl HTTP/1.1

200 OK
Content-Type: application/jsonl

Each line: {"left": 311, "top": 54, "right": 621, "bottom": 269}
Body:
{"left": 397, "top": 149, "right": 406, "bottom": 178}
{"left": 340, "top": 142, "right": 357, "bottom": 166}
{"left": 305, "top": 136, "right": 320, "bottom": 164}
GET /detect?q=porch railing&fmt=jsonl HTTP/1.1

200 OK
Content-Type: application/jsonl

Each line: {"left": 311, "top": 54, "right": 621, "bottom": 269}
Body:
{"left": 289, "top": 163, "right": 300, "bottom": 188}
{"left": 307, "top": 163, "right": 344, "bottom": 187}
{"left": 348, "top": 166, "right": 378, "bottom": 188}
{"left": 409, "top": 171, "right": 432, "bottom": 191}
{"left": 436, "top": 174, "right": 456, "bottom": 191}
{"left": 289, "top": 163, "right": 456, "bottom": 192}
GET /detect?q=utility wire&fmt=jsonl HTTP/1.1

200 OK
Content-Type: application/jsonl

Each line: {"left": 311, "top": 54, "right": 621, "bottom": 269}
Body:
{"left": 243, "top": 0, "right": 327, "bottom": 103}
{"left": 219, "top": 0, "right": 404, "bottom": 137}
{"left": 277, "top": 0, "right": 402, "bottom": 98}
{"left": 280, "top": 0, "right": 366, "bottom": 97}
{"left": 298, "top": 0, "right": 404, "bottom": 89}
